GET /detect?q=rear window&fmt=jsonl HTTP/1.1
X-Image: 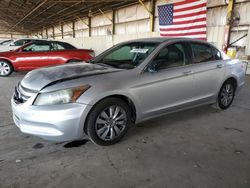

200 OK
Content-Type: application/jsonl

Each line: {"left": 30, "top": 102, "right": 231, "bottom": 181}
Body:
{"left": 191, "top": 43, "right": 214, "bottom": 63}
{"left": 58, "top": 42, "right": 76, "bottom": 50}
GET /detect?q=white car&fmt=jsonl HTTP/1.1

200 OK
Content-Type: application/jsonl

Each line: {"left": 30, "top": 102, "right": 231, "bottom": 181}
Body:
{"left": 0, "top": 39, "right": 13, "bottom": 45}
{"left": 0, "top": 38, "right": 45, "bottom": 52}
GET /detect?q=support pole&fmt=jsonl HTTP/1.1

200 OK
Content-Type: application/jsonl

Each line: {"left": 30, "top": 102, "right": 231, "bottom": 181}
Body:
{"left": 138, "top": 0, "right": 154, "bottom": 32}
{"left": 72, "top": 21, "right": 75, "bottom": 38}
{"left": 150, "top": 0, "right": 155, "bottom": 32}
{"left": 112, "top": 9, "right": 116, "bottom": 35}
{"left": 88, "top": 16, "right": 91, "bottom": 37}
{"left": 61, "top": 23, "right": 64, "bottom": 39}
{"left": 46, "top": 28, "right": 48, "bottom": 39}
{"left": 52, "top": 26, "right": 55, "bottom": 39}
{"left": 223, "top": 0, "right": 234, "bottom": 52}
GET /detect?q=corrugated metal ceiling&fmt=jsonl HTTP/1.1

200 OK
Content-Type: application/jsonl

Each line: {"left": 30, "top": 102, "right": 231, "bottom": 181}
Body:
{"left": 0, "top": 0, "right": 139, "bottom": 33}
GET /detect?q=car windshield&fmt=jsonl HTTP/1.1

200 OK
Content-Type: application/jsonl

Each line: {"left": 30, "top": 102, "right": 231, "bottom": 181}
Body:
{"left": 93, "top": 42, "right": 159, "bottom": 69}
{"left": 0, "top": 40, "right": 13, "bottom": 45}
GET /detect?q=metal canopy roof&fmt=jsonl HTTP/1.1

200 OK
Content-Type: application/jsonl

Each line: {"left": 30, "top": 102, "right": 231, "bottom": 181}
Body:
{"left": 0, "top": 0, "right": 139, "bottom": 33}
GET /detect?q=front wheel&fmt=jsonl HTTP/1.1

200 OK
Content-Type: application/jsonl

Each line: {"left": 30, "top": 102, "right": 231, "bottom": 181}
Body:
{"left": 85, "top": 98, "right": 131, "bottom": 146}
{"left": 217, "top": 80, "right": 236, "bottom": 109}
{"left": 0, "top": 60, "right": 13, "bottom": 77}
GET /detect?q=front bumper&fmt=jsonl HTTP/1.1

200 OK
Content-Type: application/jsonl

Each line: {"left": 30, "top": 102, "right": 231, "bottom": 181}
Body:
{"left": 11, "top": 98, "right": 92, "bottom": 142}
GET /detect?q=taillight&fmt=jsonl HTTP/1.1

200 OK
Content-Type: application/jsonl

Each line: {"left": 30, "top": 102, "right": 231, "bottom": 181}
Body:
{"left": 89, "top": 51, "right": 95, "bottom": 58}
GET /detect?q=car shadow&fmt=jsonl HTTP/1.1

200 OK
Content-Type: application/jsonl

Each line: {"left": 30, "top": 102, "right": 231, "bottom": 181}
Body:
{"left": 125, "top": 105, "right": 220, "bottom": 140}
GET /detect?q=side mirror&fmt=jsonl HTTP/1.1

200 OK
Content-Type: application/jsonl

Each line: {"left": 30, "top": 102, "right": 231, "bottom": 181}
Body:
{"left": 147, "top": 63, "right": 158, "bottom": 73}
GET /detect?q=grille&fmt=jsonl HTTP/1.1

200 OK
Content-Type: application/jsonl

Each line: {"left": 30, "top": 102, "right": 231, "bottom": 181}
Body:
{"left": 13, "top": 83, "right": 36, "bottom": 104}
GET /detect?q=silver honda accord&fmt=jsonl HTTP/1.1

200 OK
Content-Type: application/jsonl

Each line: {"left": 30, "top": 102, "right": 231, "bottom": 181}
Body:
{"left": 11, "top": 38, "right": 246, "bottom": 145}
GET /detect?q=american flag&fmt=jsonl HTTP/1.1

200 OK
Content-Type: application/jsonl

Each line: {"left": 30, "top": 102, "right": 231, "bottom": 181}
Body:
{"left": 158, "top": 0, "right": 207, "bottom": 40}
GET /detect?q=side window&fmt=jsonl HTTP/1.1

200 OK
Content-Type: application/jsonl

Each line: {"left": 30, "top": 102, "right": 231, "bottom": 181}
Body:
{"left": 13, "top": 40, "right": 25, "bottom": 46}
{"left": 191, "top": 43, "right": 214, "bottom": 63}
{"left": 52, "top": 43, "right": 65, "bottom": 50}
{"left": 23, "top": 44, "right": 51, "bottom": 52}
{"left": 151, "top": 43, "right": 186, "bottom": 71}
{"left": 212, "top": 47, "right": 222, "bottom": 60}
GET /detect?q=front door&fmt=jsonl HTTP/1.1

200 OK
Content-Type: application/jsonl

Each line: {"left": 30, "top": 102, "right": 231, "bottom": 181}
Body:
{"left": 14, "top": 43, "right": 53, "bottom": 70}
{"left": 133, "top": 42, "right": 195, "bottom": 120}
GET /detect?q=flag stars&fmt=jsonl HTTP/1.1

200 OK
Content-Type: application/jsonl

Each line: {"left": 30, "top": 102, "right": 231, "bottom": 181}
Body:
{"left": 158, "top": 4, "right": 174, "bottom": 26}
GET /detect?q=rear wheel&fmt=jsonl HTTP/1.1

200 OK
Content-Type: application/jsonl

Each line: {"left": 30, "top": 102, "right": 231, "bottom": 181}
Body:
{"left": 217, "top": 80, "right": 236, "bottom": 109}
{"left": 85, "top": 98, "right": 131, "bottom": 146}
{"left": 0, "top": 60, "right": 13, "bottom": 77}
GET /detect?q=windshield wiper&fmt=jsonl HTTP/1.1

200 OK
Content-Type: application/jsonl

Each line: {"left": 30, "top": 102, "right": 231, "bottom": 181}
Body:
{"left": 96, "top": 63, "right": 115, "bottom": 68}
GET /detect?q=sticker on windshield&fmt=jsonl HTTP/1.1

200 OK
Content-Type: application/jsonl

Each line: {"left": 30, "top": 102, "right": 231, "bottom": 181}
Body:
{"left": 130, "top": 49, "right": 149, "bottom": 53}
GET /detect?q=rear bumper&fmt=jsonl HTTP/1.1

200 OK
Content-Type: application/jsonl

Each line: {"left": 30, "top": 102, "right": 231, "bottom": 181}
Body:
{"left": 11, "top": 98, "right": 92, "bottom": 142}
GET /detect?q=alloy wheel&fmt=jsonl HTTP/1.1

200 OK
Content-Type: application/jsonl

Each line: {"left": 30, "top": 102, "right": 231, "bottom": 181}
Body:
{"left": 95, "top": 105, "right": 127, "bottom": 141}
{"left": 220, "top": 83, "right": 234, "bottom": 107}
{"left": 0, "top": 61, "right": 11, "bottom": 76}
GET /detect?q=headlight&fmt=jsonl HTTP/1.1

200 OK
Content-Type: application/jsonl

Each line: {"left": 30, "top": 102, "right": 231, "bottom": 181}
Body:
{"left": 34, "top": 85, "right": 90, "bottom": 106}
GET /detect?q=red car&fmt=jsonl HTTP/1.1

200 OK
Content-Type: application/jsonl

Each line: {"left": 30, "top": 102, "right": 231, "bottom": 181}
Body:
{"left": 0, "top": 40, "right": 94, "bottom": 77}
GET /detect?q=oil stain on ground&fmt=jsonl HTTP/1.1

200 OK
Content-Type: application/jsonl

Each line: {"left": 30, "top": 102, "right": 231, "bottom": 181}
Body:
{"left": 33, "top": 143, "right": 44, "bottom": 149}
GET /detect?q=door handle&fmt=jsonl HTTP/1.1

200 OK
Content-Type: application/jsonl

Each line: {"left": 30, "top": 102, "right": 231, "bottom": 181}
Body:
{"left": 217, "top": 64, "right": 224, "bottom": 68}
{"left": 183, "top": 70, "right": 192, "bottom": 75}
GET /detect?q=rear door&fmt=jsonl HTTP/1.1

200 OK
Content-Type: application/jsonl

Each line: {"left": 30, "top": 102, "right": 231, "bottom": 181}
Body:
{"left": 189, "top": 42, "right": 226, "bottom": 103}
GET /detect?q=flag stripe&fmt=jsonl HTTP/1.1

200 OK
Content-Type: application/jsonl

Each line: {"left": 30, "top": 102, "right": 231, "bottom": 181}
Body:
{"left": 174, "top": 0, "right": 206, "bottom": 10}
{"left": 174, "top": 3, "right": 207, "bottom": 13}
{"left": 175, "top": 0, "right": 205, "bottom": 6}
{"left": 160, "top": 24, "right": 206, "bottom": 31}
{"left": 161, "top": 31, "right": 206, "bottom": 37}
{"left": 160, "top": 28, "right": 206, "bottom": 34}
{"left": 173, "top": 10, "right": 206, "bottom": 19}
{"left": 174, "top": 6, "right": 206, "bottom": 16}
{"left": 173, "top": 13, "right": 206, "bottom": 22}
{"left": 160, "top": 34, "right": 207, "bottom": 39}
{"left": 159, "top": 21, "right": 206, "bottom": 29}
{"left": 173, "top": 17, "right": 206, "bottom": 25}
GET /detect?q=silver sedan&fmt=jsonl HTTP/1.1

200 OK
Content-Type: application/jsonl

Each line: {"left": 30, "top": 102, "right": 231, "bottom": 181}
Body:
{"left": 11, "top": 38, "right": 246, "bottom": 145}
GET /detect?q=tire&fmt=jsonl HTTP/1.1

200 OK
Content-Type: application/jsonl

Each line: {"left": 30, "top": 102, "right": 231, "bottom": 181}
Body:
{"left": 0, "top": 60, "right": 13, "bottom": 77}
{"left": 85, "top": 98, "right": 131, "bottom": 146}
{"left": 217, "top": 80, "right": 236, "bottom": 110}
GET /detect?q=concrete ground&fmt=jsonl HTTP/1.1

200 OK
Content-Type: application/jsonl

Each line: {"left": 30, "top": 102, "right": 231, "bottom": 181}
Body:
{"left": 0, "top": 72, "right": 250, "bottom": 188}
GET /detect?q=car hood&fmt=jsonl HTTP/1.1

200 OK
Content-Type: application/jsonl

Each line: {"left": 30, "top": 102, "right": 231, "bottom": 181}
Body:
{"left": 21, "top": 62, "right": 121, "bottom": 91}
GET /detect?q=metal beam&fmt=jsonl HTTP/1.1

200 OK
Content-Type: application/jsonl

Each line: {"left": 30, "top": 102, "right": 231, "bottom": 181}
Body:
{"left": 76, "top": 16, "right": 89, "bottom": 27}
{"left": 99, "top": 9, "right": 112, "bottom": 23}
{"left": 10, "top": 0, "right": 48, "bottom": 30}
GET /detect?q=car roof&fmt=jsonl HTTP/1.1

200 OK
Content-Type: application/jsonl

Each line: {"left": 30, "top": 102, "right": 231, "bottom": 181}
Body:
{"left": 12, "top": 38, "right": 47, "bottom": 42}
{"left": 30, "top": 40, "right": 67, "bottom": 44}
{"left": 124, "top": 37, "right": 209, "bottom": 44}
